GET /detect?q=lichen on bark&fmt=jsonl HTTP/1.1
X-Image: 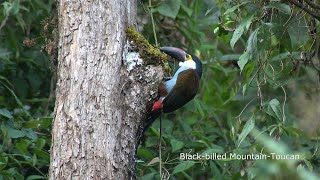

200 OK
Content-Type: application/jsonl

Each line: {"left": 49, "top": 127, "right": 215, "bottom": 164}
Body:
{"left": 126, "top": 26, "right": 172, "bottom": 74}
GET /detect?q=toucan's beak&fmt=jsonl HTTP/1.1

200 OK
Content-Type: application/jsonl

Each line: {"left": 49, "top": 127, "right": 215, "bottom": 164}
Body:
{"left": 160, "top": 46, "right": 186, "bottom": 62}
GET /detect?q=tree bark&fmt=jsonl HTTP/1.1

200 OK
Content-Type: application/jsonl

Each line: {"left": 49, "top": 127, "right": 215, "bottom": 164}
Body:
{"left": 49, "top": 0, "right": 162, "bottom": 179}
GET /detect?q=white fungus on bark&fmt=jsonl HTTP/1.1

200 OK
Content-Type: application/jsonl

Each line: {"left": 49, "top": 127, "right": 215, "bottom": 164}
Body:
{"left": 123, "top": 41, "right": 143, "bottom": 71}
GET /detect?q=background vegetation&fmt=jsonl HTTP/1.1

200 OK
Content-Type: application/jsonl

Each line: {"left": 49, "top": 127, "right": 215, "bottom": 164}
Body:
{"left": 0, "top": 0, "right": 319, "bottom": 179}
{"left": 0, "top": 0, "right": 55, "bottom": 179}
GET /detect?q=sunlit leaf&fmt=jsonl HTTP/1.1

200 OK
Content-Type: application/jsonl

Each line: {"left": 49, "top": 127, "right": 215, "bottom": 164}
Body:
{"left": 170, "top": 139, "right": 184, "bottom": 152}
{"left": 230, "top": 24, "right": 245, "bottom": 49}
{"left": 267, "top": 99, "right": 282, "bottom": 121}
{"left": 147, "top": 157, "right": 159, "bottom": 166}
{"left": 0, "top": 109, "right": 13, "bottom": 119}
{"left": 173, "top": 161, "right": 195, "bottom": 174}
{"left": 238, "top": 51, "right": 249, "bottom": 71}
{"left": 237, "top": 115, "right": 255, "bottom": 147}
{"left": 238, "top": 28, "right": 259, "bottom": 71}
{"left": 242, "top": 84, "right": 247, "bottom": 96}
{"left": 3, "top": 2, "right": 13, "bottom": 16}
{"left": 230, "top": 14, "right": 255, "bottom": 49}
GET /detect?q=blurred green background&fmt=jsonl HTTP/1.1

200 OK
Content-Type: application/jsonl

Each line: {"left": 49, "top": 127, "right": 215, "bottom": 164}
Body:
{"left": 0, "top": 0, "right": 319, "bottom": 179}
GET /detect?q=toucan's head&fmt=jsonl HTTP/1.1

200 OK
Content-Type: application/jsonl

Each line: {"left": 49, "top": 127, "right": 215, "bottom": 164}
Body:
{"left": 160, "top": 46, "right": 202, "bottom": 78}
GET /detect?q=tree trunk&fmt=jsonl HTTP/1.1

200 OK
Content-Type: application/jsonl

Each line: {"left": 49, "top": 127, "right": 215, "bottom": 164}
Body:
{"left": 49, "top": 0, "right": 162, "bottom": 179}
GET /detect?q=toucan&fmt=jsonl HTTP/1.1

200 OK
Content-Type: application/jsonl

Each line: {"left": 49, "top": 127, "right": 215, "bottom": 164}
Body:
{"left": 143, "top": 46, "right": 203, "bottom": 133}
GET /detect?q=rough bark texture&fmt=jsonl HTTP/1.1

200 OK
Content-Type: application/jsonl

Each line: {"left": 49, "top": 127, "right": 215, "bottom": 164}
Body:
{"left": 49, "top": 0, "right": 162, "bottom": 179}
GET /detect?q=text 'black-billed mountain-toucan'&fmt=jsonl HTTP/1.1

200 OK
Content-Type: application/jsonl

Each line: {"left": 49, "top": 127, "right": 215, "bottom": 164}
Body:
{"left": 143, "top": 46, "right": 203, "bottom": 132}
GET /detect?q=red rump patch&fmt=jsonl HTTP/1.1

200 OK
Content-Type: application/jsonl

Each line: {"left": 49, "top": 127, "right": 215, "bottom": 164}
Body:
{"left": 152, "top": 100, "right": 163, "bottom": 111}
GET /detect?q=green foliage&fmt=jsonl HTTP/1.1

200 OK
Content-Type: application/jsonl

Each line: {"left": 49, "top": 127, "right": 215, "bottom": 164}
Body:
{"left": 156, "top": 0, "right": 181, "bottom": 19}
{"left": 236, "top": 114, "right": 255, "bottom": 148}
{"left": 137, "top": 0, "right": 320, "bottom": 179}
{"left": 1, "top": 0, "right": 320, "bottom": 179}
{"left": 0, "top": 0, "right": 54, "bottom": 179}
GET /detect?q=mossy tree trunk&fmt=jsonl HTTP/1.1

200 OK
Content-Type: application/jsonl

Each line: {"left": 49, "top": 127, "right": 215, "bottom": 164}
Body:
{"left": 49, "top": 0, "right": 162, "bottom": 179}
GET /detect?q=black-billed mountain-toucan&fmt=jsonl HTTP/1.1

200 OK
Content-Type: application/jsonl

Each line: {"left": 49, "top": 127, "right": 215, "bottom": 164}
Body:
{"left": 143, "top": 46, "right": 203, "bottom": 132}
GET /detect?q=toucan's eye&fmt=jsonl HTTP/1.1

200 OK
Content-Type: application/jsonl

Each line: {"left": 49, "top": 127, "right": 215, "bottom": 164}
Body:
{"left": 186, "top": 54, "right": 192, "bottom": 61}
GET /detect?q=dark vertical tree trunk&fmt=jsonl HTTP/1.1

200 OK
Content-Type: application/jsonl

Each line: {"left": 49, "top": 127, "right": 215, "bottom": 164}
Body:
{"left": 49, "top": 0, "right": 162, "bottom": 179}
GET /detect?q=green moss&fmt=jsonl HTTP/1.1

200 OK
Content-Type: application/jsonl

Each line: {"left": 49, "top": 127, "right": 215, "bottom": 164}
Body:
{"left": 126, "top": 27, "right": 172, "bottom": 73}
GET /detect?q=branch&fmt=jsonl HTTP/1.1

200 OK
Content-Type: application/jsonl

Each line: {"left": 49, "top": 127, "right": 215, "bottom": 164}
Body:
{"left": 305, "top": 0, "right": 320, "bottom": 10}
{"left": 287, "top": 0, "right": 320, "bottom": 21}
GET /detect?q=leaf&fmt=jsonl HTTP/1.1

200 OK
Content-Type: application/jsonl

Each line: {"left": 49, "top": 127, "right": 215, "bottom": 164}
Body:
{"left": 23, "top": 120, "right": 40, "bottom": 128}
{"left": 0, "top": 109, "right": 13, "bottom": 119}
{"left": 32, "top": 154, "right": 37, "bottom": 166}
{"left": 142, "top": 173, "right": 156, "bottom": 180}
{"left": 0, "top": 81, "right": 29, "bottom": 116}
{"left": 238, "top": 28, "right": 259, "bottom": 71}
{"left": 11, "top": 0, "right": 20, "bottom": 15}
{"left": 267, "top": 99, "right": 282, "bottom": 121}
{"left": 283, "top": 126, "right": 303, "bottom": 137}
{"left": 170, "top": 139, "right": 184, "bottom": 152}
{"left": 269, "top": 126, "right": 277, "bottom": 136}
{"left": 173, "top": 161, "right": 195, "bottom": 174}
{"left": 297, "top": 165, "right": 319, "bottom": 180}
{"left": 219, "top": 54, "right": 241, "bottom": 61}
{"left": 194, "top": 99, "right": 205, "bottom": 117}
{"left": 202, "top": 146, "right": 224, "bottom": 154}
{"left": 230, "top": 14, "right": 255, "bottom": 49}
{"left": 32, "top": 149, "right": 50, "bottom": 160}
{"left": 147, "top": 157, "right": 159, "bottom": 166}
{"left": 265, "top": 3, "right": 291, "bottom": 14}
{"left": 180, "top": 3, "right": 192, "bottom": 17}
{"left": 193, "top": 131, "right": 212, "bottom": 147}
{"left": 238, "top": 51, "right": 249, "bottom": 71}
{"left": 224, "top": 1, "right": 250, "bottom": 15}
{"left": 16, "top": 139, "right": 31, "bottom": 155}
{"left": 26, "top": 175, "right": 46, "bottom": 180}
{"left": 36, "top": 138, "right": 46, "bottom": 149}
{"left": 210, "top": 161, "right": 222, "bottom": 180}
{"left": 23, "top": 129, "right": 38, "bottom": 141}
{"left": 137, "top": 147, "right": 154, "bottom": 159}
{"left": 0, "top": 48, "right": 11, "bottom": 60}
{"left": 0, "top": 156, "right": 8, "bottom": 171}
{"left": 2, "top": 2, "right": 13, "bottom": 16}
{"left": 303, "top": 159, "right": 313, "bottom": 171}
{"left": 40, "top": 117, "right": 52, "bottom": 128}
{"left": 7, "top": 127, "right": 25, "bottom": 139}
{"left": 242, "top": 14, "right": 255, "bottom": 30}
{"left": 263, "top": 23, "right": 292, "bottom": 50}
{"left": 247, "top": 28, "right": 259, "bottom": 56}
{"left": 242, "top": 84, "right": 247, "bottom": 96}
{"left": 230, "top": 24, "right": 245, "bottom": 49}
{"left": 243, "top": 62, "right": 255, "bottom": 83}
{"left": 237, "top": 115, "right": 255, "bottom": 147}
{"left": 157, "top": 0, "right": 181, "bottom": 19}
